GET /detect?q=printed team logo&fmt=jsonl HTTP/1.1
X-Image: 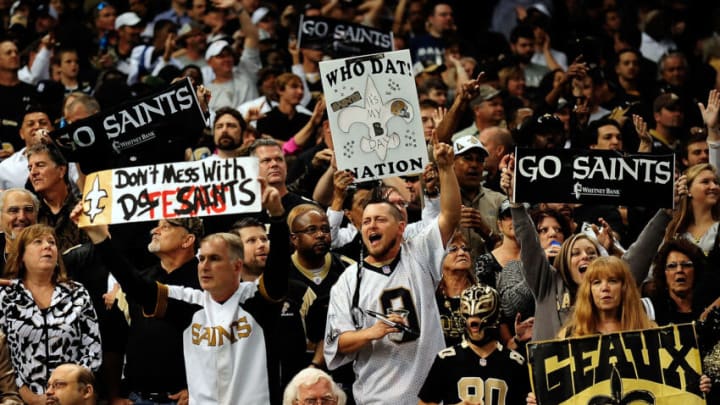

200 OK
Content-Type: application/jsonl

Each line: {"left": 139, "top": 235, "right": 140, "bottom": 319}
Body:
{"left": 337, "top": 77, "right": 413, "bottom": 160}
{"left": 320, "top": 50, "right": 427, "bottom": 182}
{"left": 82, "top": 171, "right": 112, "bottom": 225}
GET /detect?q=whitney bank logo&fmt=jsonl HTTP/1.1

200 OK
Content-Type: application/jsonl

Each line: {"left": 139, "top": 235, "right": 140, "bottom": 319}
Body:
{"left": 573, "top": 182, "right": 621, "bottom": 200}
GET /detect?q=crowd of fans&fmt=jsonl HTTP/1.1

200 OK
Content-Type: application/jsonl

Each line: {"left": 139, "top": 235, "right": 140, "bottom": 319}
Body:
{"left": 0, "top": 0, "right": 719, "bottom": 404}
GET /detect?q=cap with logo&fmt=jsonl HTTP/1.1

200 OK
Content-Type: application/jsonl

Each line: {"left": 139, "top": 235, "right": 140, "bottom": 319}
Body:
{"left": 453, "top": 135, "right": 489, "bottom": 156}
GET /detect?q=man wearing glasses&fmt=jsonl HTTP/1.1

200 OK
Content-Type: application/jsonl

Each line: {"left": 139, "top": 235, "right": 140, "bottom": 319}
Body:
{"left": 324, "top": 140, "right": 461, "bottom": 405}
{"left": 46, "top": 364, "right": 97, "bottom": 405}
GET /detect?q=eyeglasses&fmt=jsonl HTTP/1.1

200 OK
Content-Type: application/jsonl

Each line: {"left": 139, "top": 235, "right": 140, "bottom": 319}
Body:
{"left": 297, "top": 396, "right": 337, "bottom": 405}
{"left": 47, "top": 380, "right": 69, "bottom": 390}
{"left": 448, "top": 245, "right": 470, "bottom": 253}
{"left": 292, "top": 225, "right": 331, "bottom": 236}
{"left": 665, "top": 261, "right": 693, "bottom": 271}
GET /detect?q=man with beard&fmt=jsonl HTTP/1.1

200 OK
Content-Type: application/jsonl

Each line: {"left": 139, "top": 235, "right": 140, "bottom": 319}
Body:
{"left": 107, "top": 218, "right": 203, "bottom": 404}
{"left": 0, "top": 188, "right": 39, "bottom": 274}
{"left": 509, "top": 23, "right": 549, "bottom": 89}
{"left": 324, "top": 139, "right": 461, "bottom": 405}
{"left": 211, "top": 107, "right": 253, "bottom": 158}
{"left": 418, "top": 285, "right": 530, "bottom": 405}
{"left": 649, "top": 93, "right": 685, "bottom": 156}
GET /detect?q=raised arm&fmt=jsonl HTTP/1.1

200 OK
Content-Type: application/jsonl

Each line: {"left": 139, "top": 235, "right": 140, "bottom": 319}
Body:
{"left": 70, "top": 204, "right": 160, "bottom": 314}
{"left": 433, "top": 133, "right": 461, "bottom": 245}
{"left": 258, "top": 183, "right": 289, "bottom": 301}
{"left": 500, "top": 155, "right": 555, "bottom": 299}
{"left": 435, "top": 72, "right": 483, "bottom": 144}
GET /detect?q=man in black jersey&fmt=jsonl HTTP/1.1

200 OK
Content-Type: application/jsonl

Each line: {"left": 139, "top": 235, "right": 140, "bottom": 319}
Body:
{"left": 418, "top": 284, "right": 531, "bottom": 405}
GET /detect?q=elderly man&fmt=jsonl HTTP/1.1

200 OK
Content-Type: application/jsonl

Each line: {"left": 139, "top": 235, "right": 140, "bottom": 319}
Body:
{"left": 46, "top": 364, "right": 96, "bottom": 405}
{"left": 282, "top": 368, "right": 347, "bottom": 405}
{"left": 79, "top": 183, "right": 290, "bottom": 404}
{"left": 0, "top": 188, "right": 39, "bottom": 273}
{"left": 324, "top": 139, "right": 460, "bottom": 405}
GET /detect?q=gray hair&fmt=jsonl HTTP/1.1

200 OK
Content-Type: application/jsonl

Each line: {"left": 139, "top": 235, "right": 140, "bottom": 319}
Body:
{"left": 200, "top": 232, "right": 245, "bottom": 261}
{"left": 282, "top": 368, "right": 346, "bottom": 405}
{"left": 0, "top": 188, "right": 40, "bottom": 215}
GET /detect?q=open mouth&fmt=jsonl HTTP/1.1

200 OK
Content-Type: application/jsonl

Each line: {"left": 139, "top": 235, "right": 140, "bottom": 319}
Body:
{"left": 368, "top": 233, "right": 381, "bottom": 244}
{"left": 578, "top": 264, "right": 589, "bottom": 274}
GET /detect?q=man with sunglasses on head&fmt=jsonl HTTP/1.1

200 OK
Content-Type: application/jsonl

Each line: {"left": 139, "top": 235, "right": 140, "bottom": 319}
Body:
{"left": 418, "top": 285, "right": 530, "bottom": 405}
{"left": 324, "top": 139, "right": 461, "bottom": 405}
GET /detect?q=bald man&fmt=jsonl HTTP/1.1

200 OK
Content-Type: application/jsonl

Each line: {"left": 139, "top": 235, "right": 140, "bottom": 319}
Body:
{"left": 46, "top": 364, "right": 96, "bottom": 405}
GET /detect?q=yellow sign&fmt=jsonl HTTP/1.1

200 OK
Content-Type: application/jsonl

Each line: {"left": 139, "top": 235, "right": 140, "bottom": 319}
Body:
{"left": 527, "top": 323, "right": 706, "bottom": 404}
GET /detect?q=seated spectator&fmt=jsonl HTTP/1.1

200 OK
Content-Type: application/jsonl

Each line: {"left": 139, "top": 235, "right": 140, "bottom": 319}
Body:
{"left": 2, "top": 224, "right": 101, "bottom": 404}
{"left": 282, "top": 368, "right": 347, "bottom": 405}
{"left": 46, "top": 364, "right": 97, "bottom": 405}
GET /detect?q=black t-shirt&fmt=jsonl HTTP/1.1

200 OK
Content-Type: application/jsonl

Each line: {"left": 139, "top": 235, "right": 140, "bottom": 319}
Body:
{"left": 0, "top": 81, "right": 36, "bottom": 152}
{"left": 256, "top": 108, "right": 310, "bottom": 142}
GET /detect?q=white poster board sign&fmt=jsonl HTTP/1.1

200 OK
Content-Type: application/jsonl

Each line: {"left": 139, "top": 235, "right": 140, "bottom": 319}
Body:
{"left": 320, "top": 50, "right": 427, "bottom": 182}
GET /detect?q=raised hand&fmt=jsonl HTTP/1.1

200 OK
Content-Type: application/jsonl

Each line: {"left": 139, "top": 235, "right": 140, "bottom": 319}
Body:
{"left": 633, "top": 114, "right": 652, "bottom": 152}
{"left": 699, "top": 89, "right": 720, "bottom": 130}
{"left": 499, "top": 154, "right": 515, "bottom": 201}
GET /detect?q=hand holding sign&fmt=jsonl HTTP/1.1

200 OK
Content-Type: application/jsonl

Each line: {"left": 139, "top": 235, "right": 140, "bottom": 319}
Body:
{"left": 499, "top": 154, "right": 515, "bottom": 201}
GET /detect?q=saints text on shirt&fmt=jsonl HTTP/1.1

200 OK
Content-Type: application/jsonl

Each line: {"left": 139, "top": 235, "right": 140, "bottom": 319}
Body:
{"left": 191, "top": 316, "right": 253, "bottom": 346}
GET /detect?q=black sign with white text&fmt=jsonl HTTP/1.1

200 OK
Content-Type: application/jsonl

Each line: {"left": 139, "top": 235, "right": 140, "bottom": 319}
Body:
{"left": 298, "top": 16, "right": 393, "bottom": 57}
{"left": 50, "top": 78, "right": 206, "bottom": 173}
{"left": 513, "top": 148, "right": 675, "bottom": 208}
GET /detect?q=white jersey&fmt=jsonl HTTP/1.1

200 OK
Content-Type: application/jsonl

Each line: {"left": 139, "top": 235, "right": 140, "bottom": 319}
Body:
{"left": 324, "top": 219, "right": 446, "bottom": 405}
{"left": 166, "top": 282, "right": 270, "bottom": 405}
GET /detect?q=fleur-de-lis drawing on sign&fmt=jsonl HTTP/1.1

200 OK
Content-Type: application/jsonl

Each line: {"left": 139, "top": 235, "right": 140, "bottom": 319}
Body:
{"left": 587, "top": 366, "right": 655, "bottom": 405}
{"left": 337, "top": 77, "right": 413, "bottom": 160}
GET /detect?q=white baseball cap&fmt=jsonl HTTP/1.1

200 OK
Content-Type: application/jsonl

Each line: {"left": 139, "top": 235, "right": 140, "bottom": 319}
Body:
{"left": 115, "top": 12, "right": 141, "bottom": 30}
{"left": 205, "top": 40, "right": 233, "bottom": 60}
{"left": 453, "top": 135, "right": 489, "bottom": 156}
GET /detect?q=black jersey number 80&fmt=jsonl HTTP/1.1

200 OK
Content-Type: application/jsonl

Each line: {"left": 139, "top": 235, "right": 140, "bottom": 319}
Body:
{"left": 379, "top": 287, "right": 420, "bottom": 343}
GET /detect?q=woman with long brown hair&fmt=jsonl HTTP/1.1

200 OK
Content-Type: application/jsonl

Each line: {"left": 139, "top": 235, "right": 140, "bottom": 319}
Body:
{"left": 2, "top": 224, "right": 101, "bottom": 405}
{"left": 558, "top": 256, "right": 654, "bottom": 337}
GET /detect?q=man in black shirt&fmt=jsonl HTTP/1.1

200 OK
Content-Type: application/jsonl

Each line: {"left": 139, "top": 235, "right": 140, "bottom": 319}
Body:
{"left": 114, "top": 217, "right": 204, "bottom": 405}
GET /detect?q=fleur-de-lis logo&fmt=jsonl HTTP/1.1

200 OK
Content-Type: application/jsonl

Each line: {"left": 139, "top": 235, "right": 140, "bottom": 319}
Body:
{"left": 588, "top": 366, "right": 655, "bottom": 405}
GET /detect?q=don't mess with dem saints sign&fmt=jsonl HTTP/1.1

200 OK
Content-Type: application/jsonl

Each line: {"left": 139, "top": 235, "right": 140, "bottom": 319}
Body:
{"left": 512, "top": 148, "right": 675, "bottom": 208}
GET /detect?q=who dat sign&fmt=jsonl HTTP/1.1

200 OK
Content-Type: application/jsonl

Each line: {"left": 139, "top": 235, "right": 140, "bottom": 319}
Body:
{"left": 77, "top": 157, "right": 261, "bottom": 227}
{"left": 512, "top": 148, "right": 676, "bottom": 209}
{"left": 320, "top": 50, "right": 427, "bottom": 182}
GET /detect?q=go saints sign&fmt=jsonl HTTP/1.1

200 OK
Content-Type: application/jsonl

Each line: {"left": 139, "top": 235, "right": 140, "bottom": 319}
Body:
{"left": 527, "top": 323, "right": 706, "bottom": 404}
{"left": 512, "top": 148, "right": 676, "bottom": 208}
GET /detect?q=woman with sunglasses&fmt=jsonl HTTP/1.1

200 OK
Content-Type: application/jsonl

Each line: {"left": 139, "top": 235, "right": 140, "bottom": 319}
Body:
{"left": 436, "top": 231, "right": 476, "bottom": 347}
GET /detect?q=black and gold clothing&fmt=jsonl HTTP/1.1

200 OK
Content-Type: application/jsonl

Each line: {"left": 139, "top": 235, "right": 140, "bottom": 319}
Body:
{"left": 37, "top": 190, "right": 88, "bottom": 253}
{"left": 418, "top": 342, "right": 530, "bottom": 405}
{"left": 436, "top": 292, "right": 465, "bottom": 347}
